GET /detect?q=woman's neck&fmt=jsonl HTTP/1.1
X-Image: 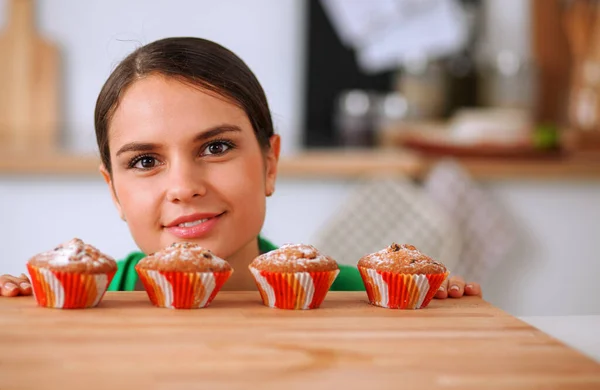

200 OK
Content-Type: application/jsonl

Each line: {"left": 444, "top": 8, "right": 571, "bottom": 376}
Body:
{"left": 222, "top": 237, "right": 260, "bottom": 291}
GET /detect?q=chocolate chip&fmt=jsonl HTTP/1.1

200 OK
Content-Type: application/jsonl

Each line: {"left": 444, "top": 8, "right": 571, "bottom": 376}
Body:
{"left": 203, "top": 253, "right": 212, "bottom": 259}
{"left": 389, "top": 243, "right": 401, "bottom": 252}
{"left": 410, "top": 258, "right": 417, "bottom": 264}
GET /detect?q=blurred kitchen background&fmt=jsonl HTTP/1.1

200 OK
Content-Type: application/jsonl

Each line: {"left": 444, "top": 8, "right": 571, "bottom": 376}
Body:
{"left": 1, "top": 0, "right": 599, "bottom": 316}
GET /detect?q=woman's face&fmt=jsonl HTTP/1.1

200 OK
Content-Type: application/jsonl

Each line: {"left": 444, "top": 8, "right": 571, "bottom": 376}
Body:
{"left": 100, "top": 74, "right": 279, "bottom": 260}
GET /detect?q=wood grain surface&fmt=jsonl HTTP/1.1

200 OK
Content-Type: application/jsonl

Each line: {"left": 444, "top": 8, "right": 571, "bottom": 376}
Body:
{"left": 0, "top": 292, "right": 599, "bottom": 389}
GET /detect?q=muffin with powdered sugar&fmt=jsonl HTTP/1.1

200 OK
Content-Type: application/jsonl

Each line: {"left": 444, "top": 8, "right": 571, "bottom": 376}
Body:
{"left": 358, "top": 243, "right": 448, "bottom": 309}
{"left": 27, "top": 238, "right": 117, "bottom": 309}
{"left": 135, "top": 242, "right": 232, "bottom": 309}
{"left": 249, "top": 243, "right": 339, "bottom": 310}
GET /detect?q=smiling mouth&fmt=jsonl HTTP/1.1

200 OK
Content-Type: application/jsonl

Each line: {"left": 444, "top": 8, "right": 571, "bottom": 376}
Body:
{"left": 165, "top": 211, "right": 226, "bottom": 229}
{"left": 177, "top": 218, "right": 210, "bottom": 228}
{"left": 163, "top": 211, "right": 226, "bottom": 240}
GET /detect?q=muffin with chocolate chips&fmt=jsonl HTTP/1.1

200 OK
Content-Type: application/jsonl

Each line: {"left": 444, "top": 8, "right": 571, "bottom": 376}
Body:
{"left": 358, "top": 243, "right": 448, "bottom": 309}
{"left": 249, "top": 244, "right": 339, "bottom": 310}
{"left": 135, "top": 242, "right": 233, "bottom": 309}
{"left": 27, "top": 238, "right": 117, "bottom": 309}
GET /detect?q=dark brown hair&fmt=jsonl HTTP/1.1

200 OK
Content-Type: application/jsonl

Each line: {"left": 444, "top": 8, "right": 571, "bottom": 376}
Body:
{"left": 94, "top": 37, "right": 274, "bottom": 173}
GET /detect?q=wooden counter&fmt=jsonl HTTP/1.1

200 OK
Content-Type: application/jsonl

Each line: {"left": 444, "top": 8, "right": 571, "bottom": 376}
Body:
{"left": 1, "top": 149, "right": 599, "bottom": 180}
{"left": 1, "top": 292, "right": 598, "bottom": 389}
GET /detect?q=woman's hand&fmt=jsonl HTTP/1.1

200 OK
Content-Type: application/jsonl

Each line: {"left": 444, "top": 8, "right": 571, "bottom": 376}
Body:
{"left": 434, "top": 275, "right": 481, "bottom": 299}
{"left": 0, "top": 274, "right": 32, "bottom": 297}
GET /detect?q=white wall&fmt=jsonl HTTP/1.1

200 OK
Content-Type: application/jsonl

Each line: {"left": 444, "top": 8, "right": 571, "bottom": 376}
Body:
{"left": 0, "top": 177, "right": 137, "bottom": 270}
{"left": 483, "top": 181, "right": 600, "bottom": 316}
{"left": 0, "top": 0, "right": 306, "bottom": 155}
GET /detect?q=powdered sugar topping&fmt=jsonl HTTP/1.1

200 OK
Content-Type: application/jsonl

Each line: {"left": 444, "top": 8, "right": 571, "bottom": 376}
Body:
{"left": 255, "top": 243, "right": 335, "bottom": 267}
{"left": 150, "top": 242, "right": 228, "bottom": 267}
{"left": 362, "top": 243, "right": 438, "bottom": 267}
{"left": 39, "top": 238, "right": 115, "bottom": 267}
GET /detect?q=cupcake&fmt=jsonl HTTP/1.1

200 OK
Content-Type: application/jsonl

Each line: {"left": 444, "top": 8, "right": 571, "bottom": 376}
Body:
{"left": 27, "top": 238, "right": 117, "bottom": 309}
{"left": 358, "top": 243, "right": 448, "bottom": 309}
{"left": 135, "top": 242, "right": 232, "bottom": 309}
{"left": 249, "top": 244, "right": 339, "bottom": 310}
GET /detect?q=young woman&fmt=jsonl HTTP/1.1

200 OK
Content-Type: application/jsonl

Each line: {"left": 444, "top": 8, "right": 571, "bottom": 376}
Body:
{"left": 0, "top": 37, "right": 481, "bottom": 299}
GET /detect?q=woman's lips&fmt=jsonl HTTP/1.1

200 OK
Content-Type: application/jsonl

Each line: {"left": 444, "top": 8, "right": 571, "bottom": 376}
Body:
{"left": 164, "top": 212, "right": 225, "bottom": 239}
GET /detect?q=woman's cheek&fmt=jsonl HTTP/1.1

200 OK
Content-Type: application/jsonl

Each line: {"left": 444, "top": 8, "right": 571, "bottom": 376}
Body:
{"left": 219, "top": 165, "right": 266, "bottom": 228}
{"left": 116, "top": 179, "right": 162, "bottom": 251}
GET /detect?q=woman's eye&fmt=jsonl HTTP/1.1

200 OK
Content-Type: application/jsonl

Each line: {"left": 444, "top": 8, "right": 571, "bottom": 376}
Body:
{"left": 134, "top": 156, "right": 157, "bottom": 169}
{"left": 204, "top": 142, "right": 231, "bottom": 156}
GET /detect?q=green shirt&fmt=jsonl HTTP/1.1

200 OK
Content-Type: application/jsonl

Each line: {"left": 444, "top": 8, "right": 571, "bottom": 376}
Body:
{"left": 108, "top": 237, "right": 365, "bottom": 292}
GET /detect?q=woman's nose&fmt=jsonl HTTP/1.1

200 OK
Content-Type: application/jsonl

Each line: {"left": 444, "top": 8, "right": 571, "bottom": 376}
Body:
{"left": 165, "top": 161, "right": 207, "bottom": 203}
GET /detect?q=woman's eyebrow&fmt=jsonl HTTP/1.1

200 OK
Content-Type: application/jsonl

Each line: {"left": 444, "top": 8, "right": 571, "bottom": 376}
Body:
{"left": 116, "top": 142, "right": 158, "bottom": 157}
{"left": 115, "top": 125, "right": 242, "bottom": 157}
{"left": 193, "top": 125, "right": 242, "bottom": 142}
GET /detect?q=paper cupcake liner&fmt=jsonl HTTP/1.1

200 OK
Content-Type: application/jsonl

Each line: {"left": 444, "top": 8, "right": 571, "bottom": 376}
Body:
{"left": 359, "top": 267, "right": 448, "bottom": 309}
{"left": 135, "top": 268, "right": 232, "bottom": 309}
{"left": 27, "top": 264, "right": 115, "bottom": 309}
{"left": 249, "top": 268, "right": 339, "bottom": 310}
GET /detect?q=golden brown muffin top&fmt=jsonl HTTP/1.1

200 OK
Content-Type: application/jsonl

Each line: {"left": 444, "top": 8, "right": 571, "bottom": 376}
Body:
{"left": 357, "top": 243, "right": 447, "bottom": 274}
{"left": 136, "top": 242, "right": 232, "bottom": 273}
{"left": 249, "top": 243, "right": 339, "bottom": 273}
{"left": 28, "top": 238, "right": 117, "bottom": 274}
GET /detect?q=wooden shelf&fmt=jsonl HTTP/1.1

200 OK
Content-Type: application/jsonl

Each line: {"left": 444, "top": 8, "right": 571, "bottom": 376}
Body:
{"left": 279, "top": 150, "right": 600, "bottom": 181}
{"left": 0, "top": 148, "right": 599, "bottom": 180}
{"left": 0, "top": 151, "right": 101, "bottom": 175}
{"left": 277, "top": 149, "right": 424, "bottom": 179}
{"left": 421, "top": 156, "right": 600, "bottom": 181}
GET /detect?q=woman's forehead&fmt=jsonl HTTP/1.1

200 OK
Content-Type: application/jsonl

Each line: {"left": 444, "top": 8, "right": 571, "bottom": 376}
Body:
{"left": 109, "top": 75, "right": 252, "bottom": 144}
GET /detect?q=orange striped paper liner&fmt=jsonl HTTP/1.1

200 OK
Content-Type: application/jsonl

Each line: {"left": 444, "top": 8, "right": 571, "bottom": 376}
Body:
{"left": 135, "top": 268, "right": 232, "bottom": 309}
{"left": 27, "top": 264, "right": 115, "bottom": 309}
{"left": 359, "top": 267, "right": 448, "bottom": 309}
{"left": 250, "top": 268, "right": 339, "bottom": 310}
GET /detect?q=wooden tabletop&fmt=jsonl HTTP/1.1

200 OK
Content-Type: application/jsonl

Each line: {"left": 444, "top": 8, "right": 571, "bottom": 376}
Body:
{"left": 1, "top": 292, "right": 599, "bottom": 389}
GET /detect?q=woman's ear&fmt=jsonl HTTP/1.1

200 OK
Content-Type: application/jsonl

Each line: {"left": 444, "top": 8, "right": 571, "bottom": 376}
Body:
{"left": 99, "top": 164, "right": 126, "bottom": 221}
{"left": 265, "top": 134, "right": 280, "bottom": 197}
